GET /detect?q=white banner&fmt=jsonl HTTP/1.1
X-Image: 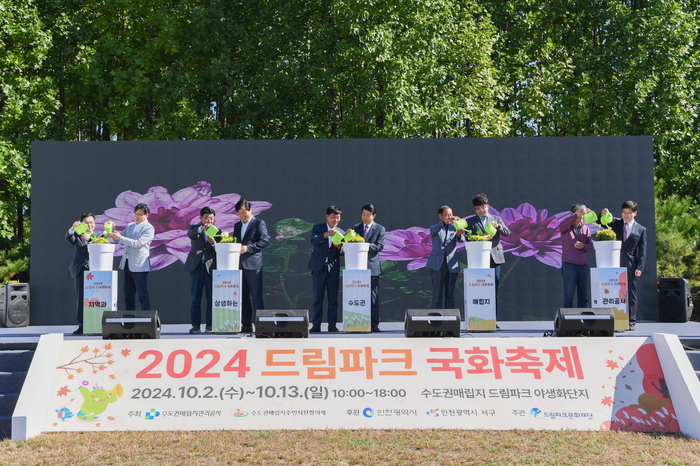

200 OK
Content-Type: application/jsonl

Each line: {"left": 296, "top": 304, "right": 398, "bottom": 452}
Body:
{"left": 464, "top": 268, "right": 496, "bottom": 331}
{"left": 41, "top": 337, "right": 680, "bottom": 432}
{"left": 212, "top": 270, "right": 242, "bottom": 333}
{"left": 342, "top": 270, "right": 371, "bottom": 332}
{"left": 591, "top": 267, "right": 628, "bottom": 331}
{"left": 83, "top": 271, "right": 118, "bottom": 335}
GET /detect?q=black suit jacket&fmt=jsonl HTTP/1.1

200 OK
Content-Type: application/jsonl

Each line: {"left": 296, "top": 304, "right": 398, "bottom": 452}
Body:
{"left": 232, "top": 217, "right": 269, "bottom": 271}
{"left": 66, "top": 229, "right": 90, "bottom": 278}
{"left": 353, "top": 222, "right": 386, "bottom": 276}
{"left": 308, "top": 223, "right": 343, "bottom": 273}
{"left": 611, "top": 219, "right": 647, "bottom": 273}
{"left": 184, "top": 224, "right": 218, "bottom": 273}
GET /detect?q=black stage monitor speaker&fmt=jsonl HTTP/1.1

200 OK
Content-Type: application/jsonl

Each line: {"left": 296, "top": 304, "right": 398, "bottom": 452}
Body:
{"left": 0, "top": 283, "right": 30, "bottom": 328}
{"left": 102, "top": 311, "right": 161, "bottom": 339}
{"left": 554, "top": 308, "right": 614, "bottom": 337}
{"left": 405, "top": 309, "right": 461, "bottom": 338}
{"left": 658, "top": 278, "right": 694, "bottom": 322}
{"left": 255, "top": 309, "right": 309, "bottom": 338}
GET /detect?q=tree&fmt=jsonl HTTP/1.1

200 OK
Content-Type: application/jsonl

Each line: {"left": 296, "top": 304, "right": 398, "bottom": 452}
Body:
{"left": 485, "top": 0, "right": 700, "bottom": 197}
{"left": 0, "top": 0, "right": 56, "bottom": 251}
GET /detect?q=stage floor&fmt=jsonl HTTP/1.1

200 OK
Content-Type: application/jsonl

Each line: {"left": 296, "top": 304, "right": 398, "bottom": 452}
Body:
{"left": 3, "top": 321, "right": 700, "bottom": 348}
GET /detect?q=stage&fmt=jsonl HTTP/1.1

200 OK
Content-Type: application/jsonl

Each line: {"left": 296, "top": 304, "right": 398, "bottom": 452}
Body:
{"left": 3, "top": 320, "right": 700, "bottom": 348}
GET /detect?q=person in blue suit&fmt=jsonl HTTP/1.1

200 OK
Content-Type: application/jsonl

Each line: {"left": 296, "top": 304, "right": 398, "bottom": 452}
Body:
{"left": 232, "top": 199, "right": 270, "bottom": 333}
{"left": 350, "top": 203, "right": 386, "bottom": 332}
{"left": 602, "top": 201, "right": 647, "bottom": 330}
{"left": 66, "top": 212, "right": 96, "bottom": 334}
{"left": 308, "top": 206, "right": 344, "bottom": 332}
{"left": 185, "top": 206, "right": 218, "bottom": 334}
{"left": 108, "top": 203, "right": 155, "bottom": 310}
{"left": 426, "top": 205, "right": 465, "bottom": 309}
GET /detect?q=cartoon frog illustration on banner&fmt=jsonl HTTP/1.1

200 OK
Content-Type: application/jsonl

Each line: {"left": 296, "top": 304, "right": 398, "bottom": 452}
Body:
{"left": 76, "top": 383, "right": 123, "bottom": 421}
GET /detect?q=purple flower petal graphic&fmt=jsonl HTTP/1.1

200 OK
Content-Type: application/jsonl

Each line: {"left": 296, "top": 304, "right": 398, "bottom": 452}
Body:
{"left": 94, "top": 182, "right": 272, "bottom": 271}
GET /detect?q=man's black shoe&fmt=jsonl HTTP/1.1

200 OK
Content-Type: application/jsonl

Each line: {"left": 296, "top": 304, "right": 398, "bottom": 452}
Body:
{"left": 371, "top": 326, "right": 380, "bottom": 333}
{"left": 310, "top": 326, "right": 321, "bottom": 333}
{"left": 73, "top": 327, "right": 83, "bottom": 335}
{"left": 241, "top": 325, "right": 253, "bottom": 333}
{"left": 327, "top": 326, "right": 339, "bottom": 332}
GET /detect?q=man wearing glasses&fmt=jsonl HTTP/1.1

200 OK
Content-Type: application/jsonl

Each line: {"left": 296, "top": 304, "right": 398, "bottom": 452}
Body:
{"left": 601, "top": 201, "right": 647, "bottom": 330}
{"left": 108, "top": 203, "right": 155, "bottom": 310}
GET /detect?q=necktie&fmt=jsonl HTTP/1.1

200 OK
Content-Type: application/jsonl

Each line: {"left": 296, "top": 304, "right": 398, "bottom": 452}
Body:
{"left": 364, "top": 225, "right": 369, "bottom": 238}
{"left": 623, "top": 223, "right": 628, "bottom": 241}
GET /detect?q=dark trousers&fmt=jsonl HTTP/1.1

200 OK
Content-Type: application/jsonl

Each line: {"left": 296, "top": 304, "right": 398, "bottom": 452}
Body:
{"left": 627, "top": 268, "right": 639, "bottom": 323}
{"left": 73, "top": 269, "right": 86, "bottom": 326}
{"left": 124, "top": 261, "right": 150, "bottom": 310}
{"left": 371, "top": 275, "right": 380, "bottom": 328}
{"left": 493, "top": 263, "right": 502, "bottom": 316}
{"left": 190, "top": 261, "right": 213, "bottom": 327}
{"left": 311, "top": 266, "right": 340, "bottom": 327}
{"left": 241, "top": 268, "right": 264, "bottom": 326}
{"left": 561, "top": 262, "right": 590, "bottom": 308}
{"left": 430, "top": 259, "right": 458, "bottom": 309}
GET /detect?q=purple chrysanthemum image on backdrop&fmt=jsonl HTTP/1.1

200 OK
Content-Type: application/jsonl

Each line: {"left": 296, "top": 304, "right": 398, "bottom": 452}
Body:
{"left": 488, "top": 203, "right": 570, "bottom": 268}
{"left": 381, "top": 203, "right": 572, "bottom": 270}
{"left": 380, "top": 226, "right": 465, "bottom": 270}
{"left": 94, "top": 182, "right": 272, "bottom": 270}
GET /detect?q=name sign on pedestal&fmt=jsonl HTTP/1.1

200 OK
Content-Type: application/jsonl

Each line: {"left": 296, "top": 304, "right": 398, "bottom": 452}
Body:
{"left": 342, "top": 269, "right": 371, "bottom": 332}
{"left": 212, "top": 270, "right": 242, "bottom": 333}
{"left": 464, "top": 268, "right": 496, "bottom": 331}
{"left": 590, "top": 268, "right": 628, "bottom": 331}
{"left": 83, "top": 271, "right": 118, "bottom": 335}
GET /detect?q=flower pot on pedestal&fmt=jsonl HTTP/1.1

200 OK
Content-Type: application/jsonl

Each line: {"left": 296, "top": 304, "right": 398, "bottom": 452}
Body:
{"left": 216, "top": 243, "right": 242, "bottom": 270}
{"left": 465, "top": 241, "right": 492, "bottom": 269}
{"left": 593, "top": 240, "right": 622, "bottom": 268}
{"left": 87, "top": 243, "right": 116, "bottom": 271}
{"left": 343, "top": 243, "right": 370, "bottom": 270}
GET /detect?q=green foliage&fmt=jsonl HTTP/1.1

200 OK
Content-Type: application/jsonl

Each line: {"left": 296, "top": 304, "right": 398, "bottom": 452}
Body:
{"left": 485, "top": 0, "right": 700, "bottom": 197}
{"left": 655, "top": 189, "right": 700, "bottom": 292}
{"left": 0, "top": 0, "right": 56, "bottom": 244}
{"left": 2, "top": 0, "right": 700, "bottom": 289}
{"left": 0, "top": 243, "right": 30, "bottom": 284}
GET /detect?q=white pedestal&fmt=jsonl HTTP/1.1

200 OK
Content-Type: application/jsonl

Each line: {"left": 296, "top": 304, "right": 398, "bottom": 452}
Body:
{"left": 465, "top": 241, "right": 492, "bottom": 269}
{"left": 342, "top": 269, "right": 371, "bottom": 332}
{"left": 216, "top": 243, "right": 242, "bottom": 270}
{"left": 464, "top": 268, "right": 496, "bottom": 331}
{"left": 87, "top": 243, "right": 115, "bottom": 271}
{"left": 343, "top": 243, "right": 370, "bottom": 270}
{"left": 590, "top": 267, "right": 628, "bottom": 331}
{"left": 593, "top": 240, "right": 622, "bottom": 268}
{"left": 212, "top": 270, "right": 242, "bottom": 333}
{"left": 83, "top": 270, "right": 118, "bottom": 335}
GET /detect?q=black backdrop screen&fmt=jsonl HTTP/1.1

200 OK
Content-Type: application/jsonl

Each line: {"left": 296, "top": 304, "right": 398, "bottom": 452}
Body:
{"left": 31, "top": 137, "right": 656, "bottom": 325}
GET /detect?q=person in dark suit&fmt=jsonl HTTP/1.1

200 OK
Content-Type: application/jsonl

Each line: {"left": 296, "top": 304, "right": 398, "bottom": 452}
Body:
{"left": 66, "top": 212, "right": 96, "bottom": 335}
{"left": 426, "top": 205, "right": 464, "bottom": 309}
{"left": 350, "top": 203, "right": 386, "bottom": 332}
{"left": 602, "top": 201, "right": 647, "bottom": 330}
{"left": 232, "top": 199, "right": 270, "bottom": 333}
{"left": 466, "top": 193, "right": 511, "bottom": 314}
{"left": 185, "top": 206, "right": 218, "bottom": 334}
{"left": 308, "top": 205, "right": 344, "bottom": 332}
{"left": 108, "top": 203, "right": 155, "bottom": 310}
